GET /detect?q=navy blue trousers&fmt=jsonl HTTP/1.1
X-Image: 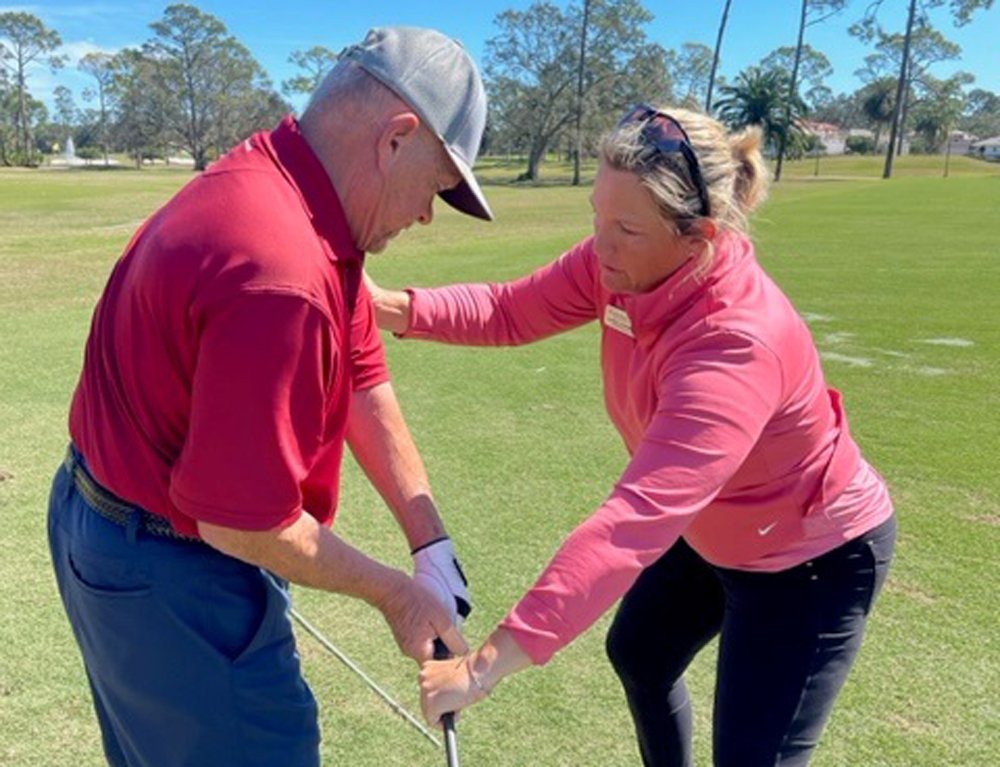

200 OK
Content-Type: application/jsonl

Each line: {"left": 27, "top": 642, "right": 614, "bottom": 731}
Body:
{"left": 606, "top": 517, "right": 896, "bottom": 767}
{"left": 47, "top": 460, "right": 320, "bottom": 767}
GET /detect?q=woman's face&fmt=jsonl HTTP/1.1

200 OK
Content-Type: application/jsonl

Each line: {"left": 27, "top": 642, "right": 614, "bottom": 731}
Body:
{"left": 590, "top": 161, "right": 692, "bottom": 294}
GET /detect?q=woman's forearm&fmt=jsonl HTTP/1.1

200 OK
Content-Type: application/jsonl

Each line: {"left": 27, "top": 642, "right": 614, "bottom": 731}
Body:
{"left": 470, "top": 626, "right": 534, "bottom": 690}
{"left": 365, "top": 272, "right": 412, "bottom": 335}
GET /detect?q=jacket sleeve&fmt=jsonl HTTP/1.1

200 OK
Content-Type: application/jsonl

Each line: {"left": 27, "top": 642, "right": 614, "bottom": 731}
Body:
{"left": 499, "top": 330, "right": 783, "bottom": 664}
{"left": 403, "top": 239, "right": 600, "bottom": 346}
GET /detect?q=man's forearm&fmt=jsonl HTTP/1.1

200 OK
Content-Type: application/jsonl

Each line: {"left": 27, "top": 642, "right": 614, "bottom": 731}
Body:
{"left": 347, "top": 382, "right": 446, "bottom": 550}
{"left": 198, "top": 513, "right": 404, "bottom": 609}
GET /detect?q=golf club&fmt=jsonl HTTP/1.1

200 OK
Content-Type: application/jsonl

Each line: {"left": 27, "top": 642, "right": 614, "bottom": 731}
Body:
{"left": 289, "top": 607, "right": 442, "bottom": 749}
{"left": 433, "top": 638, "right": 461, "bottom": 767}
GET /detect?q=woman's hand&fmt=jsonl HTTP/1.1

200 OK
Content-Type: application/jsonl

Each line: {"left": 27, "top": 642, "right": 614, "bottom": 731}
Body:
{"left": 419, "top": 652, "right": 490, "bottom": 726}
{"left": 363, "top": 270, "right": 411, "bottom": 335}
{"left": 419, "top": 628, "right": 533, "bottom": 726}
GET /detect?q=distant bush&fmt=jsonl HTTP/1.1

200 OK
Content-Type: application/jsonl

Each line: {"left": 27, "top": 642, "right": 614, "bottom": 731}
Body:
{"left": 845, "top": 136, "right": 875, "bottom": 155}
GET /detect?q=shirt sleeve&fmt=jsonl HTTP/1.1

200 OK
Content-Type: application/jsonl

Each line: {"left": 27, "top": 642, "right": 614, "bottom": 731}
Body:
{"left": 351, "top": 277, "right": 391, "bottom": 391}
{"left": 500, "top": 330, "right": 783, "bottom": 664}
{"left": 170, "top": 290, "right": 335, "bottom": 531}
{"left": 405, "top": 239, "right": 600, "bottom": 346}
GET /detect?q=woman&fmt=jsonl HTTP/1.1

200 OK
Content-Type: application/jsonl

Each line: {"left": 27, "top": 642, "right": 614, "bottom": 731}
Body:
{"left": 369, "top": 105, "right": 896, "bottom": 766}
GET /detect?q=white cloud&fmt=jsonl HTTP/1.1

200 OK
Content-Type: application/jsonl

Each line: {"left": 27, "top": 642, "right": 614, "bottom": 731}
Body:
{"left": 14, "top": 39, "right": 129, "bottom": 108}
{"left": 1, "top": 4, "right": 138, "bottom": 21}
{"left": 58, "top": 39, "right": 121, "bottom": 66}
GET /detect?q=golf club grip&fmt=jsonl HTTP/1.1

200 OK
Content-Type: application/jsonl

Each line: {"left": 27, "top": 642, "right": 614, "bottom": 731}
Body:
{"left": 432, "top": 638, "right": 460, "bottom": 767}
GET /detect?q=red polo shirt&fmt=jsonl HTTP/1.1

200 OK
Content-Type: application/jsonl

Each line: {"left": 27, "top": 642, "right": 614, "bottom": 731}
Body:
{"left": 69, "top": 116, "right": 389, "bottom": 537}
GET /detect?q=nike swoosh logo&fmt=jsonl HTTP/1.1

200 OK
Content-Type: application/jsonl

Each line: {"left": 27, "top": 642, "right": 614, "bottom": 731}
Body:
{"left": 757, "top": 522, "right": 777, "bottom": 536}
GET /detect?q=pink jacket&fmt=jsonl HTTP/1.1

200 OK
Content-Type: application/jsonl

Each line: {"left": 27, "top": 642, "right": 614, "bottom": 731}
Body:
{"left": 405, "top": 231, "right": 891, "bottom": 664}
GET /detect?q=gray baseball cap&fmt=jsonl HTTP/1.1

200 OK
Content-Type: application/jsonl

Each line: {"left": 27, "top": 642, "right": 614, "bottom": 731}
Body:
{"left": 341, "top": 26, "right": 493, "bottom": 221}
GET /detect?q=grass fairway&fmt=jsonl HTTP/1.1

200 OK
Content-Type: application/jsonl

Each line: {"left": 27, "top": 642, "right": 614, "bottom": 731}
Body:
{"left": 1, "top": 161, "right": 998, "bottom": 766}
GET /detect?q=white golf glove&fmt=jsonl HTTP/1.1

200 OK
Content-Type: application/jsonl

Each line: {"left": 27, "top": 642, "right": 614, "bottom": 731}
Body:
{"left": 412, "top": 537, "right": 472, "bottom": 627}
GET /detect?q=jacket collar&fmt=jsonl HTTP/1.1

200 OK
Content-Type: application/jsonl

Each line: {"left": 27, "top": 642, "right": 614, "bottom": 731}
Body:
{"left": 609, "top": 230, "right": 753, "bottom": 343}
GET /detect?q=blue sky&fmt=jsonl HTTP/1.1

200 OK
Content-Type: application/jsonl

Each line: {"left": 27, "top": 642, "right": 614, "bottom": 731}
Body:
{"left": 6, "top": 0, "right": 999, "bottom": 113}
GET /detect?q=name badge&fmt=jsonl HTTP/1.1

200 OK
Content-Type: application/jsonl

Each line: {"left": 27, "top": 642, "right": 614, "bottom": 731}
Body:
{"left": 603, "top": 305, "right": 634, "bottom": 338}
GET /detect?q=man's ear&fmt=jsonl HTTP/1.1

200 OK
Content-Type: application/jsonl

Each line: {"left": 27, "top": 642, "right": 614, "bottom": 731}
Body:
{"left": 376, "top": 112, "right": 422, "bottom": 173}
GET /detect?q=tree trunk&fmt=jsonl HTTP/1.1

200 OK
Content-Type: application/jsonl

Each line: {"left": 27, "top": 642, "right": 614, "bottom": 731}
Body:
{"left": 520, "top": 139, "right": 547, "bottom": 182}
{"left": 16, "top": 66, "right": 31, "bottom": 164}
{"left": 775, "top": 0, "right": 808, "bottom": 182}
{"left": 943, "top": 130, "right": 952, "bottom": 177}
{"left": 883, "top": 0, "right": 917, "bottom": 179}
{"left": 705, "top": 0, "right": 733, "bottom": 113}
{"left": 896, "top": 83, "right": 911, "bottom": 156}
{"left": 572, "top": 0, "right": 591, "bottom": 186}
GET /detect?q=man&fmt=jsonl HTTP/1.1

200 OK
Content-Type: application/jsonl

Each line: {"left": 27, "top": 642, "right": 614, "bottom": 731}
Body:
{"left": 47, "top": 26, "right": 492, "bottom": 767}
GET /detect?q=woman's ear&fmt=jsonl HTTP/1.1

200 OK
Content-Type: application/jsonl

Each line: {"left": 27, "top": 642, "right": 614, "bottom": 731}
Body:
{"left": 687, "top": 217, "right": 717, "bottom": 243}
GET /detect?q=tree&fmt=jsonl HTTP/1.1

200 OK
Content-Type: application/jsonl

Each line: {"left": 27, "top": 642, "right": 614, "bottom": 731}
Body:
{"left": 665, "top": 42, "right": 713, "bottom": 109}
{"left": 572, "top": 0, "right": 592, "bottom": 186}
{"left": 79, "top": 52, "right": 116, "bottom": 165}
{"left": 858, "top": 77, "right": 897, "bottom": 148}
{"left": 762, "top": 44, "right": 834, "bottom": 109}
{"left": 145, "top": 4, "right": 283, "bottom": 170}
{"left": 715, "top": 66, "right": 807, "bottom": 153}
{"left": 0, "top": 11, "right": 65, "bottom": 165}
{"left": 107, "top": 48, "right": 171, "bottom": 167}
{"left": 960, "top": 88, "right": 1000, "bottom": 137}
{"left": 0, "top": 68, "right": 14, "bottom": 164}
{"left": 207, "top": 38, "right": 289, "bottom": 157}
{"left": 767, "top": 0, "right": 846, "bottom": 182}
{"left": 53, "top": 84, "right": 76, "bottom": 147}
{"left": 145, "top": 4, "right": 228, "bottom": 170}
{"left": 909, "top": 71, "right": 970, "bottom": 162}
{"left": 705, "top": 0, "right": 733, "bottom": 113}
{"left": 850, "top": 0, "right": 994, "bottom": 178}
{"left": 810, "top": 90, "right": 862, "bottom": 127}
{"left": 282, "top": 46, "right": 338, "bottom": 98}
{"left": 485, "top": 0, "right": 667, "bottom": 181}
{"left": 866, "top": 25, "right": 961, "bottom": 156}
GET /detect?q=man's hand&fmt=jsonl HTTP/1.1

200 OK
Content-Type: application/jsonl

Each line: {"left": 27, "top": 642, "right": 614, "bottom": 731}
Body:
{"left": 377, "top": 571, "right": 468, "bottom": 663}
{"left": 412, "top": 537, "right": 472, "bottom": 626}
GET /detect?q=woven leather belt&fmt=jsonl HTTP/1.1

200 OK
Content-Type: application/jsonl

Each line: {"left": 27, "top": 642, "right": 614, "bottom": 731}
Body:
{"left": 64, "top": 445, "right": 199, "bottom": 543}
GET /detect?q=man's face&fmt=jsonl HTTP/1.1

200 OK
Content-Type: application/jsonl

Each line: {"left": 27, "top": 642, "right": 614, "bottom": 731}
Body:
{"left": 362, "top": 126, "right": 462, "bottom": 254}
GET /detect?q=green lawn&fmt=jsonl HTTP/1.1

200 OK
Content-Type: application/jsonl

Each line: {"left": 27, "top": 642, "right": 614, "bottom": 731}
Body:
{"left": 477, "top": 151, "right": 998, "bottom": 185}
{"left": 1, "top": 161, "right": 998, "bottom": 766}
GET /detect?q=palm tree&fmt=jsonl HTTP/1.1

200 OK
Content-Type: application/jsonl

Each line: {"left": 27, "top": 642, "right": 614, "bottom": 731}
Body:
{"left": 859, "top": 78, "right": 896, "bottom": 150}
{"left": 705, "top": 0, "right": 734, "bottom": 113}
{"left": 715, "top": 66, "right": 807, "bottom": 154}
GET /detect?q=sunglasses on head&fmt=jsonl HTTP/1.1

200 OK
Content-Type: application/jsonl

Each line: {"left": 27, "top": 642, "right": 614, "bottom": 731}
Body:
{"left": 617, "top": 104, "right": 711, "bottom": 218}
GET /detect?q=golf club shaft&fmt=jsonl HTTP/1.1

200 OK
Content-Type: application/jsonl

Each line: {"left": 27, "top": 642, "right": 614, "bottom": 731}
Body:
{"left": 433, "top": 638, "right": 461, "bottom": 767}
{"left": 442, "top": 715, "right": 460, "bottom": 767}
{"left": 290, "top": 608, "right": 442, "bottom": 749}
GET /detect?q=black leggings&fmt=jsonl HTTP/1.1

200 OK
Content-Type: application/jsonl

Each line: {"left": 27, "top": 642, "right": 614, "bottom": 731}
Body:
{"left": 606, "top": 516, "right": 896, "bottom": 767}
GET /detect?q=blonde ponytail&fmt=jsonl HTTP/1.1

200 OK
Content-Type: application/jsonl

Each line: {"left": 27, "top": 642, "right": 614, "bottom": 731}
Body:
{"left": 729, "top": 125, "right": 770, "bottom": 217}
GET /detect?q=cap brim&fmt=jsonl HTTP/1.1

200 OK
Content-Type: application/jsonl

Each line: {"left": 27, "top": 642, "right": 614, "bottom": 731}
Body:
{"left": 439, "top": 147, "right": 493, "bottom": 221}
